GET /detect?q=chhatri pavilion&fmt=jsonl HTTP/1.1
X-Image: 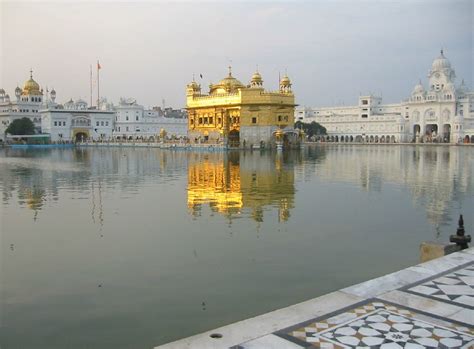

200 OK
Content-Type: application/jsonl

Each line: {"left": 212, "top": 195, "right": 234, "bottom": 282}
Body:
{"left": 186, "top": 67, "right": 299, "bottom": 148}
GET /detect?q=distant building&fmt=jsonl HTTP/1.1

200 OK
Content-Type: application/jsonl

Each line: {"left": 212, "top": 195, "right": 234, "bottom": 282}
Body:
{"left": 186, "top": 67, "right": 298, "bottom": 148}
{"left": 114, "top": 98, "right": 187, "bottom": 139}
{"left": 1, "top": 71, "right": 187, "bottom": 142}
{"left": 296, "top": 50, "right": 474, "bottom": 143}
{"left": 0, "top": 70, "right": 45, "bottom": 139}
{"left": 41, "top": 97, "right": 115, "bottom": 142}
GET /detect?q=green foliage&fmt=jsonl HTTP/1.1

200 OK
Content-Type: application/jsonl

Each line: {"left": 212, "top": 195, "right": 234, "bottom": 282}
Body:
{"left": 295, "top": 121, "right": 327, "bottom": 137}
{"left": 5, "top": 117, "right": 36, "bottom": 135}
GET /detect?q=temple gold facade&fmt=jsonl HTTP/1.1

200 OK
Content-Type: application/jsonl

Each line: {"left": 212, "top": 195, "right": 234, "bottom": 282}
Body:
{"left": 187, "top": 152, "right": 295, "bottom": 222}
{"left": 186, "top": 67, "right": 299, "bottom": 148}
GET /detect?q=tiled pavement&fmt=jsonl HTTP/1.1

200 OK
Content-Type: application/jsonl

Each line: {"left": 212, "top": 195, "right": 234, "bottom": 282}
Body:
{"left": 156, "top": 248, "right": 474, "bottom": 349}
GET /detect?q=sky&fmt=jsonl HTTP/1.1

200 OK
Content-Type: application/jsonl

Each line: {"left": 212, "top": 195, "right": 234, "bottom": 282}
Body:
{"left": 1, "top": 0, "right": 473, "bottom": 109}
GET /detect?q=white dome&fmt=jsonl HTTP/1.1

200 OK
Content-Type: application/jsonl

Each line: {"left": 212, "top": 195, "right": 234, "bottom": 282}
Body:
{"left": 431, "top": 50, "right": 451, "bottom": 71}
{"left": 444, "top": 82, "right": 455, "bottom": 92}
{"left": 412, "top": 81, "right": 424, "bottom": 94}
{"left": 457, "top": 80, "right": 467, "bottom": 94}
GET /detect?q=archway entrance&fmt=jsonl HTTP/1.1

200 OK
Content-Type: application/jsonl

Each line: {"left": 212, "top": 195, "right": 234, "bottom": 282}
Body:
{"left": 464, "top": 135, "right": 471, "bottom": 144}
{"left": 425, "top": 124, "right": 438, "bottom": 142}
{"left": 74, "top": 131, "right": 89, "bottom": 143}
{"left": 442, "top": 124, "right": 451, "bottom": 143}
{"left": 413, "top": 124, "right": 421, "bottom": 142}
{"left": 228, "top": 129, "right": 240, "bottom": 148}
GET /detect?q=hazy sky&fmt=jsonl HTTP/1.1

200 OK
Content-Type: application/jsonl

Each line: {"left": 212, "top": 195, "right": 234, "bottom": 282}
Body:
{"left": 1, "top": 0, "right": 473, "bottom": 109}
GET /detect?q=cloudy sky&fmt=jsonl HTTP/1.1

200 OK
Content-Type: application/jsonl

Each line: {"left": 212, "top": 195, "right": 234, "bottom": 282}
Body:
{"left": 1, "top": 0, "right": 472, "bottom": 109}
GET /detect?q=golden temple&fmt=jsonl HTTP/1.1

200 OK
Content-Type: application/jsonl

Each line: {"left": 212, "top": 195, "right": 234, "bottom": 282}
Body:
{"left": 186, "top": 67, "right": 299, "bottom": 148}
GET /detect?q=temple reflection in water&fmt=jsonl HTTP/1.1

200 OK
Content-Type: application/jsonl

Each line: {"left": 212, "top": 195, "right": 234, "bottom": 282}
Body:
{"left": 187, "top": 152, "right": 295, "bottom": 222}
{"left": 0, "top": 146, "right": 472, "bottom": 229}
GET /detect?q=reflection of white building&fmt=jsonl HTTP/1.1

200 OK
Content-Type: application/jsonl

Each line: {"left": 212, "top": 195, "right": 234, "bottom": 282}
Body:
{"left": 296, "top": 51, "right": 474, "bottom": 144}
{"left": 114, "top": 98, "right": 187, "bottom": 139}
{"left": 301, "top": 145, "right": 473, "bottom": 226}
{"left": 0, "top": 70, "right": 45, "bottom": 139}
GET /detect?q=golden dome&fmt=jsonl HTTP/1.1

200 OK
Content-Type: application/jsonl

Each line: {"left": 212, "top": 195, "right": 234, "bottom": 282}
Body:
{"left": 280, "top": 74, "right": 291, "bottom": 86}
{"left": 187, "top": 79, "right": 200, "bottom": 90}
{"left": 22, "top": 70, "right": 42, "bottom": 96}
{"left": 210, "top": 66, "right": 245, "bottom": 94}
{"left": 251, "top": 71, "right": 263, "bottom": 83}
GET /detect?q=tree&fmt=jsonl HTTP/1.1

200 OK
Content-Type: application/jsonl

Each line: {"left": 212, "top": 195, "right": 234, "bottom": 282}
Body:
{"left": 295, "top": 121, "right": 327, "bottom": 137}
{"left": 5, "top": 117, "right": 35, "bottom": 136}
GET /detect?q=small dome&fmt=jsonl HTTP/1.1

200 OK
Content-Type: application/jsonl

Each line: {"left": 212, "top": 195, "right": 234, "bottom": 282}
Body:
{"left": 456, "top": 79, "right": 467, "bottom": 94}
{"left": 251, "top": 71, "right": 263, "bottom": 83}
{"left": 280, "top": 74, "right": 291, "bottom": 86}
{"left": 50, "top": 88, "right": 56, "bottom": 95}
{"left": 22, "top": 71, "right": 41, "bottom": 95}
{"left": 15, "top": 86, "right": 22, "bottom": 94}
{"left": 444, "top": 82, "right": 456, "bottom": 92}
{"left": 412, "top": 80, "right": 424, "bottom": 94}
{"left": 187, "top": 80, "right": 200, "bottom": 90}
{"left": 431, "top": 50, "right": 452, "bottom": 71}
{"left": 0, "top": 88, "right": 5, "bottom": 95}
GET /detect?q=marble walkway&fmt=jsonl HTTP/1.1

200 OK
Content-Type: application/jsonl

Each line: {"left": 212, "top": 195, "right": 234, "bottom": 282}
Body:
{"left": 156, "top": 248, "right": 474, "bottom": 349}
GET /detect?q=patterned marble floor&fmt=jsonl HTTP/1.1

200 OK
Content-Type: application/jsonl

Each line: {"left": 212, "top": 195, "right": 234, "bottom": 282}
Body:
{"left": 273, "top": 300, "right": 474, "bottom": 348}
{"left": 402, "top": 261, "right": 474, "bottom": 309}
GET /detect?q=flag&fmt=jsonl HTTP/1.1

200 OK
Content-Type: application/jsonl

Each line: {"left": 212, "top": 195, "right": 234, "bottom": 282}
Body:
{"left": 97, "top": 61, "right": 101, "bottom": 70}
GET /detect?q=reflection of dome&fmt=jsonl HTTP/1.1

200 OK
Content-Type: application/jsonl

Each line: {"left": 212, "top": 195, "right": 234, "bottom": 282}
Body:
{"left": 22, "top": 71, "right": 42, "bottom": 95}
{"left": 431, "top": 50, "right": 452, "bottom": 71}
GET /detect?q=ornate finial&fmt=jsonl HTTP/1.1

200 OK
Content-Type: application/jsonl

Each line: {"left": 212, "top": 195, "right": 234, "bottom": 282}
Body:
{"left": 440, "top": 48, "right": 444, "bottom": 56}
{"left": 30, "top": 68, "right": 33, "bottom": 79}
{"left": 192, "top": 73, "right": 195, "bottom": 81}
{"left": 256, "top": 64, "right": 259, "bottom": 73}
{"left": 228, "top": 65, "right": 232, "bottom": 77}
{"left": 450, "top": 214, "right": 471, "bottom": 249}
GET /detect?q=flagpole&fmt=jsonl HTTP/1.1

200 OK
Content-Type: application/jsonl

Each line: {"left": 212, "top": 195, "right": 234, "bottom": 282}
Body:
{"left": 90, "top": 65, "right": 93, "bottom": 107}
{"left": 97, "top": 60, "right": 100, "bottom": 108}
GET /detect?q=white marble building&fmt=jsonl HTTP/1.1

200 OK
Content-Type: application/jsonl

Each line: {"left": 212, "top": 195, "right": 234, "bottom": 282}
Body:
{"left": 114, "top": 97, "right": 187, "bottom": 139}
{"left": 296, "top": 51, "right": 474, "bottom": 144}
{"left": 1, "top": 72, "right": 188, "bottom": 142}
{"left": 0, "top": 70, "right": 45, "bottom": 139}
{"left": 41, "top": 97, "right": 115, "bottom": 142}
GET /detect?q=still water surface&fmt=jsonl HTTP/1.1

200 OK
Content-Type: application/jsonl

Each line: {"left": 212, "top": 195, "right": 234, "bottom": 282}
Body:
{"left": 1, "top": 145, "right": 473, "bottom": 349}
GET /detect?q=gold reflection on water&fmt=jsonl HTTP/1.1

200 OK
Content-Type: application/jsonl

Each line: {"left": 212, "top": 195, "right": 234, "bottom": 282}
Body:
{"left": 187, "top": 152, "right": 295, "bottom": 222}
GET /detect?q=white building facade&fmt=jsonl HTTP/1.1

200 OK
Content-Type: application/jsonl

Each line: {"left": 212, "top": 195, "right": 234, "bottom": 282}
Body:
{"left": 0, "top": 70, "right": 45, "bottom": 140}
{"left": 113, "top": 97, "right": 187, "bottom": 139}
{"left": 296, "top": 51, "right": 474, "bottom": 144}
{"left": 1, "top": 72, "right": 188, "bottom": 142}
{"left": 41, "top": 99, "right": 115, "bottom": 142}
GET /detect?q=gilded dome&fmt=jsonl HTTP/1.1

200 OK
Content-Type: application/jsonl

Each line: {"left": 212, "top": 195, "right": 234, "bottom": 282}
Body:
{"left": 251, "top": 71, "right": 263, "bottom": 83}
{"left": 280, "top": 74, "right": 291, "bottom": 86}
{"left": 22, "top": 71, "right": 42, "bottom": 96}
{"left": 187, "top": 80, "right": 200, "bottom": 90}
{"left": 210, "top": 68, "right": 245, "bottom": 94}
